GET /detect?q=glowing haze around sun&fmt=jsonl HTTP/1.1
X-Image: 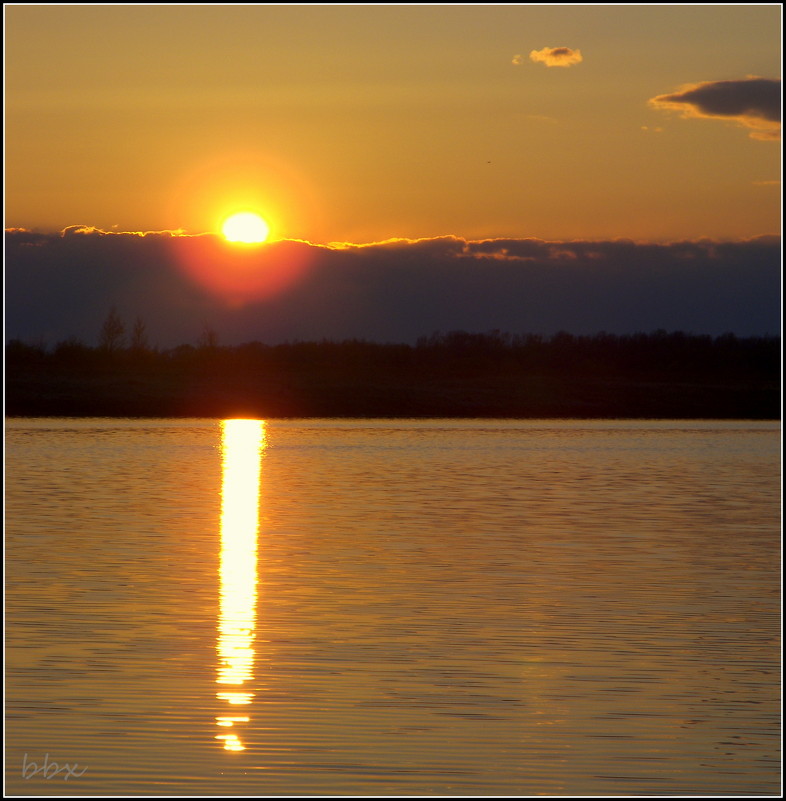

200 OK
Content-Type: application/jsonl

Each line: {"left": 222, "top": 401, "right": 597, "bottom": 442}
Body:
{"left": 222, "top": 212, "right": 270, "bottom": 244}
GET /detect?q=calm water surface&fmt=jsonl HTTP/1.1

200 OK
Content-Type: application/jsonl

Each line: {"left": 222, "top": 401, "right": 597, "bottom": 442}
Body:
{"left": 5, "top": 418, "right": 781, "bottom": 795}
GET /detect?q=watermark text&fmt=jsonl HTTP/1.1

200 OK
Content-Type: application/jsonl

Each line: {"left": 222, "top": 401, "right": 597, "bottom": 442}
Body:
{"left": 22, "top": 753, "right": 87, "bottom": 781}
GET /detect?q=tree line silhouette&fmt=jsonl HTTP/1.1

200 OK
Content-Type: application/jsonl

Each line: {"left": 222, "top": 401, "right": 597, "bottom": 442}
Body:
{"left": 6, "top": 313, "right": 780, "bottom": 418}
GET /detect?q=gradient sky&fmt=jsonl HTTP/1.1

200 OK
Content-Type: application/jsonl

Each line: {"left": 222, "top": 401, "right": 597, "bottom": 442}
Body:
{"left": 5, "top": 4, "right": 781, "bottom": 244}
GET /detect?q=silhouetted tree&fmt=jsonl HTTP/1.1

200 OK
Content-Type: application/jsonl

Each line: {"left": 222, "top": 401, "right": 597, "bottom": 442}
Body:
{"left": 99, "top": 306, "right": 125, "bottom": 353}
{"left": 54, "top": 336, "right": 88, "bottom": 357}
{"left": 130, "top": 316, "right": 150, "bottom": 352}
{"left": 5, "top": 338, "right": 47, "bottom": 365}
{"left": 198, "top": 322, "right": 219, "bottom": 350}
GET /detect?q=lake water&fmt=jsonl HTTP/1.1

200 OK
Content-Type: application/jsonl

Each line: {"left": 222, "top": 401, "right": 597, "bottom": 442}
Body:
{"left": 5, "top": 418, "right": 781, "bottom": 796}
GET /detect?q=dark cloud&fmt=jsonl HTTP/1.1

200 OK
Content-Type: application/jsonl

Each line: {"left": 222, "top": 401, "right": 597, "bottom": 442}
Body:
{"left": 527, "top": 46, "right": 583, "bottom": 67}
{"left": 4, "top": 229, "right": 780, "bottom": 347}
{"left": 650, "top": 77, "right": 781, "bottom": 140}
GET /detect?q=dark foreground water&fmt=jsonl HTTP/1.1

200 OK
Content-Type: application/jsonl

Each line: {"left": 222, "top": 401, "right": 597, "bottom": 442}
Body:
{"left": 5, "top": 418, "right": 781, "bottom": 795}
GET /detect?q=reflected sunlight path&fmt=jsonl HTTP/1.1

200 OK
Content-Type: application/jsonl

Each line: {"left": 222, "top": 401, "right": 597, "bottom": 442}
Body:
{"left": 215, "top": 419, "right": 266, "bottom": 752}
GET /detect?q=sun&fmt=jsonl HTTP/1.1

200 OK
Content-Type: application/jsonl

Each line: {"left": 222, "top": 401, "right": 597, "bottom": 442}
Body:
{"left": 221, "top": 212, "right": 270, "bottom": 244}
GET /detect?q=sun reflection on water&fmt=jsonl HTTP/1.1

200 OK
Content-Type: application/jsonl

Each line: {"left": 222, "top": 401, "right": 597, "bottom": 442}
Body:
{"left": 215, "top": 419, "right": 265, "bottom": 752}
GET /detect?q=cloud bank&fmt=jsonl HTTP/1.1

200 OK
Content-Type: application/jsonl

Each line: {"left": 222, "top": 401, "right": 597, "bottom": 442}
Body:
{"left": 527, "top": 47, "right": 583, "bottom": 68}
{"left": 5, "top": 229, "right": 780, "bottom": 348}
{"left": 650, "top": 77, "right": 781, "bottom": 140}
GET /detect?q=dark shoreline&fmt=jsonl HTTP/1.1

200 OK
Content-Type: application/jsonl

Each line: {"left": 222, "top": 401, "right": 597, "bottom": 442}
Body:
{"left": 6, "top": 331, "right": 780, "bottom": 420}
{"left": 5, "top": 370, "right": 780, "bottom": 420}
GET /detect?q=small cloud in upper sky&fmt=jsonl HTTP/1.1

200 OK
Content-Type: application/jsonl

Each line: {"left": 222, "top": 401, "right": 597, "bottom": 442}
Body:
{"left": 527, "top": 47, "right": 583, "bottom": 68}
{"left": 649, "top": 77, "right": 781, "bottom": 140}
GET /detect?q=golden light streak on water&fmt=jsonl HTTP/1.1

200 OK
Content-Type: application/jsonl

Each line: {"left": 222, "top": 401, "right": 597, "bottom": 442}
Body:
{"left": 216, "top": 419, "right": 265, "bottom": 752}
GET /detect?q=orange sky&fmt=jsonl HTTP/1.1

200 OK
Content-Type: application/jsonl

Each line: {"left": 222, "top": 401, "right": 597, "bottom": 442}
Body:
{"left": 5, "top": 4, "right": 781, "bottom": 243}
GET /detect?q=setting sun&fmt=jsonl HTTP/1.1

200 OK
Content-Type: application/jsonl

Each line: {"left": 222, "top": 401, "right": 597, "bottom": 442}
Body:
{"left": 222, "top": 212, "right": 270, "bottom": 244}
